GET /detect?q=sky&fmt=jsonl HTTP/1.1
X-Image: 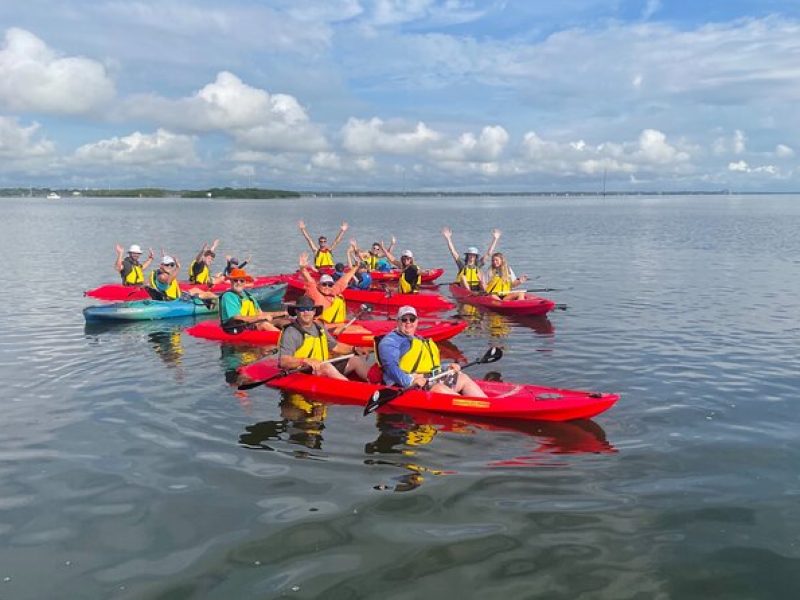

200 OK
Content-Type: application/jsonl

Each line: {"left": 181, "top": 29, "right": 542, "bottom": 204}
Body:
{"left": 1, "top": 0, "right": 800, "bottom": 192}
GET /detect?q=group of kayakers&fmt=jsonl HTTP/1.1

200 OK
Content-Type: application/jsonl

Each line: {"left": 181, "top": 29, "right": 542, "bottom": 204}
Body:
{"left": 111, "top": 223, "right": 535, "bottom": 398}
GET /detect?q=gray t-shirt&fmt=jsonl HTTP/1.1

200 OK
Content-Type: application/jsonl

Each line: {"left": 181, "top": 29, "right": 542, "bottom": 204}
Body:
{"left": 278, "top": 322, "right": 337, "bottom": 359}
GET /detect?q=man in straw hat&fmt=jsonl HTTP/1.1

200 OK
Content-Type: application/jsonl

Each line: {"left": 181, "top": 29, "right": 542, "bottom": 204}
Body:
{"left": 219, "top": 268, "right": 287, "bottom": 333}
{"left": 278, "top": 295, "right": 370, "bottom": 380}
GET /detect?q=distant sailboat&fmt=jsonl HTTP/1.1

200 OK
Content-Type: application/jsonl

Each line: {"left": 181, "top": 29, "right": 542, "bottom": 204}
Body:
{"left": 47, "top": 191, "right": 61, "bottom": 200}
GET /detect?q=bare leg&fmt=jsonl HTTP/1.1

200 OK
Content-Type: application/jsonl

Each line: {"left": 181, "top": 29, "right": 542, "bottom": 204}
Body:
{"left": 502, "top": 291, "right": 527, "bottom": 301}
{"left": 344, "top": 356, "right": 371, "bottom": 380}
{"left": 317, "top": 362, "right": 349, "bottom": 380}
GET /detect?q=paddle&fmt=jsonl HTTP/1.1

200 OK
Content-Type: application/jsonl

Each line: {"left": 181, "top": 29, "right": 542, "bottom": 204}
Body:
{"left": 362, "top": 346, "right": 503, "bottom": 415}
{"left": 237, "top": 353, "right": 356, "bottom": 391}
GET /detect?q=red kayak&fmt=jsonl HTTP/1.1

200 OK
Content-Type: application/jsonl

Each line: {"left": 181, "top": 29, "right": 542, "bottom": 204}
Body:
{"left": 316, "top": 267, "right": 444, "bottom": 283}
{"left": 186, "top": 318, "right": 467, "bottom": 347}
{"left": 449, "top": 284, "right": 555, "bottom": 316}
{"left": 286, "top": 277, "right": 455, "bottom": 313}
{"left": 238, "top": 360, "right": 619, "bottom": 422}
{"left": 85, "top": 276, "right": 285, "bottom": 302}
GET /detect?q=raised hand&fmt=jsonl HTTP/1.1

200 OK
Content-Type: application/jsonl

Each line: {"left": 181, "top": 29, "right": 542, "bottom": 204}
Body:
{"left": 340, "top": 222, "right": 349, "bottom": 232}
{"left": 147, "top": 248, "right": 154, "bottom": 259}
{"left": 298, "top": 252, "right": 309, "bottom": 267}
{"left": 115, "top": 243, "right": 124, "bottom": 254}
{"left": 298, "top": 220, "right": 306, "bottom": 230}
{"left": 442, "top": 227, "right": 452, "bottom": 238}
{"left": 492, "top": 228, "right": 501, "bottom": 239}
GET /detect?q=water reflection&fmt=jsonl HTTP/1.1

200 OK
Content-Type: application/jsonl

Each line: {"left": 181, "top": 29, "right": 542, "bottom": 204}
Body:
{"left": 457, "top": 303, "right": 554, "bottom": 338}
{"left": 219, "top": 344, "right": 276, "bottom": 384}
{"left": 239, "top": 392, "right": 327, "bottom": 457}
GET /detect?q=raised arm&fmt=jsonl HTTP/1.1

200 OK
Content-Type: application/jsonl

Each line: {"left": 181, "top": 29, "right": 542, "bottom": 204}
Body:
{"left": 330, "top": 222, "right": 348, "bottom": 251}
{"left": 114, "top": 244, "right": 125, "bottom": 272}
{"left": 482, "top": 229, "right": 501, "bottom": 264}
{"left": 209, "top": 239, "right": 220, "bottom": 254}
{"left": 298, "top": 253, "right": 316, "bottom": 284}
{"left": 193, "top": 243, "right": 208, "bottom": 264}
{"left": 141, "top": 248, "right": 155, "bottom": 270}
{"left": 380, "top": 242, "right": 401, "bottom": 268}
{"left": 298, "top": 220, "right": 318, "bottom": 252}
{"left": 386, "top": 235, "right": 397, "bottom": 254}
{"left": 441, "top": 227, "right": 460, "bottom": 262}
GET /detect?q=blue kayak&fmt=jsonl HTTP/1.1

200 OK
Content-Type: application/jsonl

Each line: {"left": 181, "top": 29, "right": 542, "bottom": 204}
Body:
{"left": 83, "top": 283, "right": 286, "bottom": 322}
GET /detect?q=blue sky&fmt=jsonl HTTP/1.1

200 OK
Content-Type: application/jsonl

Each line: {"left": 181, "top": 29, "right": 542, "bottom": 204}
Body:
{"left": 1, "top": 0, "right": 799, "bottom": 191}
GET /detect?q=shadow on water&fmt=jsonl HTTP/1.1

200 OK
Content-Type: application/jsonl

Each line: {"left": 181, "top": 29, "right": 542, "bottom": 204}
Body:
{"left": 239, "top": 391, "right": 328, "bottom": 457}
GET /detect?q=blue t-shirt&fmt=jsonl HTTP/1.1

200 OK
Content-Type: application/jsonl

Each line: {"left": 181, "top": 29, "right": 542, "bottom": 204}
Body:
{"left": 375, "top": 258, "right": 393, "bottom": 272}
{"left": 377, "top": 330, "right": 415, "bottom": 388}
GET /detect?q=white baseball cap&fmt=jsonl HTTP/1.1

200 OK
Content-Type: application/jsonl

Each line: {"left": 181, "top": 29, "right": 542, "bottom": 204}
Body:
{"left": 128, "top": 244, "right": 142, "bottom": 254}
{"left": 161, "top": 255, "right": 176, "bottom": 265}
{"left": 401, "top": 249, "right": 414, "bottom": 258}
{"left": 397, "top": 305, "right": 417, "bottom": 319}
{"left": 466, "top": 246, "right": 479, "bottom": 255}
{"left": 319, "top": 274, "right": 334, "bottom": 284}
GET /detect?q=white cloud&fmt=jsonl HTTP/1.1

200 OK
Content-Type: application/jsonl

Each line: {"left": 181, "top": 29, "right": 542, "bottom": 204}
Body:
{"left": 430, "top": 126, "right": 509, "bottom": 162}
{"left": 733, "top": 129, "right": 746, "bottom": 154}
{"left": 125, "top": 71, "right": 328, "bottom": 153}
{"left": 342, "top": 117, "right": 441, "bottom": 154}
{"left": 728, "top": 160, "right": 778, "bottom": 175}
{"left": 775, "top": 144, "right": 794, "bottom": 158}
{"left": 73, "top": 128, "right": 197, "bottom": 166}
{"left": 0, "top": 116, "right": 55, "bottom": 165}
{"left": 0, "top": 28, "right": 115, "bottom": 115}
{"left": 728, "top": 160, "right": 749, "bottom": 172}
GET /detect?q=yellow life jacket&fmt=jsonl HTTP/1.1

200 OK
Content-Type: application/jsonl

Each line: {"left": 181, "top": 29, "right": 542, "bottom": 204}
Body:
{"left": 457, "top": 264, "right": 481, "bottom": 290}
{"left": 365, "top": 254, "right": 379, "bottom": 270}
{"left": 315, "top": 248, "right": 334, "bottom": 268}
{"left": 121, "top": 257, "right": 144, "bottom": 286}
{"left": 281, "top": 322, "right": 330, "bottom": 361}
{"left": 189, "top": 260, "right": 210, "bottom": 285}
{"left": 398, "top": 337, "right": 441, "bottom": 375}
{"left": 319, "top": 295, "right": 346, "bottom": 324}
{"left": 149, "top": 270, "right": 181, "bottom": 300}
{"left": 398, "top": 267, "right": 421, "bottom": 294}
{"left": 485, "top": 272, "right": 512, "bottom": 295}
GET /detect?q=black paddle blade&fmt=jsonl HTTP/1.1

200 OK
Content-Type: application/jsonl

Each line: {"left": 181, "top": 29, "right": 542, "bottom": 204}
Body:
{"left": 363, "top": 388, "right": 401, "bottom": 416}
{"left": 479, "top": 346, "right": 503, "bottom": 364}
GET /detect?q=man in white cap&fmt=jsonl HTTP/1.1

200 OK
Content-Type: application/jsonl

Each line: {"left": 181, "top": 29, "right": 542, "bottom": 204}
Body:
{"left": 441, "top": 227, "right": 501, "bottom": 291}
{"left": 114, "top": 243, "right": 154, "bottom": 286}
{"left": 376, "top": 305, "right": 486, "bottom": 397}
{"left": 147, "top": 255, "right": 182, "bottom": 300}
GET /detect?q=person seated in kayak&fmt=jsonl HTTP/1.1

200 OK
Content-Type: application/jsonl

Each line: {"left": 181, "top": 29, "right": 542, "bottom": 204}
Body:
{"left": 298, "top": 220, "right": 348, "bottom": 268}
{"left": 148, "top": 255, "right": 217, "bottom": 302}
{"left": 375, "top": 306, "right": 487, "bottom": 397}
{"left": 222, "top": 255, "right": 251, "bottom": 278}
{"left": 114, "top": 243, "right": 154, "bottom": 286}
{"left": 147, "top": 255, "right": 182, "bottom": 301}
{"left": 298, "top": 250, "right": 370, "bottom": 335}
{"left": 482, "top": 252, "right": 529, "bottom": 301}
{"left": 352, "top": 237, "right": 396, "bottom": 271}
{"left": 219, "top": 268, "right": 287, "bottom": 333}
{"left": 441, "top": 227, "right": 501, "bottom": 291}
{"left": 349, "top": 261, "right": 373, "bottom": 290}
{"left": 278, "top": 295, "right": 371, "bottom": 381}
{"left": 188, "top": 239, "right": 224, "bottom": 287}
{"left": 380, "top": 245, "right": 421, "bottom": 294}
{"left": 331, "top": 262, "right": 347, "bottom": 282}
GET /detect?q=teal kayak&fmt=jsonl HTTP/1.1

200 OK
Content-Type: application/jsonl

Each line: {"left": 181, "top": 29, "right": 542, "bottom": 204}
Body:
{"left": 83, "top": 283, "right": 286, "bottom": 322}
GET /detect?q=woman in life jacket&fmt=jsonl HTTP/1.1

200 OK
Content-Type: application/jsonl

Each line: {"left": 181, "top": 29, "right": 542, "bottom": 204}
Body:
{"left": 352, "top": 237, "right": 396, "bottom": 272}
{"left": 219, "top": 268, "right": 287, "bottom": 333}
{"left": 298, "top": 220, "right": 349, "bottom": 268}
{"left": 298, "top": 249, "right": 371, "bottom": 335}
{"left": 114, "top": 243, "right": 154, "bottom": 286}
{"left": 482, "top": 252, "right": 529, "bottom": 301}
{"left": 188, "top": 239, "right": 225, "bottom": 287}
{"left": 380, "top": 245, "right": 422, "bottom": 294}
{"left": 441, "top": 227, "right": 501, "bottom": 291}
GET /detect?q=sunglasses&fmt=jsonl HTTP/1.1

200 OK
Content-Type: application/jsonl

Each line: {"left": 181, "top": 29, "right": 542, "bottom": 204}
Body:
{"left": 399, "top": 315, "right": 417, "bottom": 323}
{"left": 320, "top": 282, "right": 334, "bottom": 287}
{"left": 319, "top": 239, "right": 327, "bottom": 244}
{"left": 231, "top": 279, "right": 246, "bottom": 284}
{"left": 295, "top": 306, "right": 316, "bottom": 312}
{"left": 162, "top": 263, "right": 176, "bottom": 267}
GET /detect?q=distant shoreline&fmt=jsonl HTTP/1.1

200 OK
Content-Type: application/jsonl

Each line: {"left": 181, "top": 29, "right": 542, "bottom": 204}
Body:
{"left": 2, "top": 187, "right": 797, "bottom": 198}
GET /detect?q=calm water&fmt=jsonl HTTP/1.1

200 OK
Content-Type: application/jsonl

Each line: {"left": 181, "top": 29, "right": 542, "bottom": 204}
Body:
{"left": 1, "top": 194, "right": 799, "bottom": 599}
